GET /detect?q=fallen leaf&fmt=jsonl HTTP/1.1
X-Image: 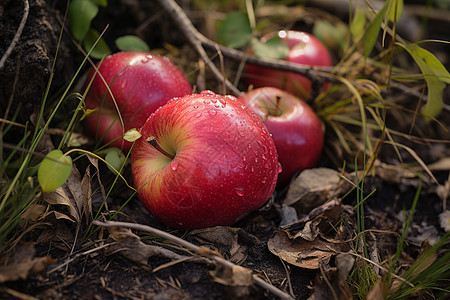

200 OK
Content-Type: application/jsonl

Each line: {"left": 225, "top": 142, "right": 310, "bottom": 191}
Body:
{"left": 366, "top": 279, "right": 385, "bottom": 300}
{"left": 44, "top": 187, "right": 79, "bottom": 222}
{"left": 268, "top": 230, "right": 336, "bottom": 269}
{"left": 210, "top": 264, "right": 253, "bottom": 287}
{"left": 191, "top": 226, "right": 255, "bottom": 263}
{"left": 281, "top": 199, "right": 343, "bottom": 239}
{"left": 0, "top": 243, "right": 56, "bottom": 282}
{"left": 21, "top": 204, "right": 47, "bottom": 222}
{"left": 284, "top": 168, "right": 347, "bottom": 214}
{"left": 106, "top": 227, "right": 191, "bottom": 267}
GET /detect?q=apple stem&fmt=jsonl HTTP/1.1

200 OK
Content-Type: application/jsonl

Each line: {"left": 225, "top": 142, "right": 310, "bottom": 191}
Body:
{"left": 147, "top": 136, "right": 175, "bottom": 159}
{"left": 275, "top": 96, "right": 281, "bottom": 116}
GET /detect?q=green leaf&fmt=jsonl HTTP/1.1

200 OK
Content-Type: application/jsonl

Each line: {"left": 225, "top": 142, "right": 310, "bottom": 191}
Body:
{"left": 388, "top": 0, "right": 404, "bottom": 22}
{"left": 83, "top": 28, "right": 111, "bottom": 59}
{"left": 313, "top": 20, "right": 348, "bottom": 53}
{"left": 38, "top": 150, "right": 72, "bottom": 193}
{"left": 68, "top": 0, "right": 99, "bottom": 41}
{"left": 105, "top": 148, "right": 126, "bottom": 173}
{"left": 90, "top": 0, "right": 107, "bottom": 7}
{"left": 350, "top": 7, "right": 366, "bottom": 40}
{"left": 217, "top": 12, "right": 252, "bottom": 48}
{"left": 363, "top": 1, "right": 389, "bottom": 57}
{"left": 115, "top": 35, "right": 150, "bottom": 52}
{"left": 251, "top": 36, "right": 290, "bottom": 60}
{"left": 401, "top": 43, "right": 450, "bottom": 118}
{"left": 123, "top": 128, "right": 142, "bottom": 142}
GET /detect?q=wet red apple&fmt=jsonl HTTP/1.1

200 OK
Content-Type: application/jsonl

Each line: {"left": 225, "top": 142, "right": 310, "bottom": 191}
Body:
{"left": 131, "top": 91, "right": 280, "bottom": 229}
{"left": 245, "top": 30, "right": 333, "bottom": 99}
{"left": 239, "top": 87, "right": 324, "bottom": 187}
{"left": 83, "top": 51, "right": 191, "bottom": 152}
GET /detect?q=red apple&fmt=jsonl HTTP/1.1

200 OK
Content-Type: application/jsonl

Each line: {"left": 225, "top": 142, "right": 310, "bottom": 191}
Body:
{"left": 245, "top": 30, "right": 333, "bottom": 99}
{"left": 238, "top": 87, "right": 324, "bottom": 187}
{"left": 131, "top": 90, "right": 280, "bottom": 229}
{"left": 83, "top": 51, "right": 192, "bottom": 152}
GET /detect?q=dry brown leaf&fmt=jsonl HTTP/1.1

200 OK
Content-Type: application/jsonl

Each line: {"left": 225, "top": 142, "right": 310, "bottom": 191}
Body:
{"left": 268, "top": 230, "right": 336, "bottom": 269}
{"left": 0, "top": 243, "right": 56, "bottom": 283}
{"left": 365, "top": 278, "right": 385, "bottom": 300}
{"left": 335, "top": 253, "right": 355, "bottom": 298}
{"left": 44, "top": 187, "right": 79, "bottom": 222}
{"left": 210, "top": 264, "right": 253, "bottom": 287}
{"left": 284, "top": 168, "right": 347, "bottom": 214}
{"left": 269, "top": 199, "right": 347, "bottom": 269}
{"left": 21, "top": 204, "right": 47, "bottom": 222}
{"left": 190, "top": 226, "right": 253, "bottom": 263}
{"left": 106, "top": 227, "right": 189, "bottom": 266}
{"left": 80, "top": 165, "right": 93, "bottom": 223}
{"left": 281, "top": 198, "right": 343, "bottom": 239}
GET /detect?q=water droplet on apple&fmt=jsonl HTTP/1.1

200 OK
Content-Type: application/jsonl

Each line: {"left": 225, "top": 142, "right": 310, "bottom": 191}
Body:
{"left": 233, "top": 187, "right": 245, "bottom": 197}
{"left": 278, "top": 163, "right": 283, "bottom": 173}
{"left": 201, "top": 90, "right": 216, "bottom": 96}
{"left": 141, "top": 55, "right": 151, "bottom": 63}
{"left": 262, "top": 154, "right": 267, "bottom": 160}
{"left": 170, "top": 160, "right": 179, "bottom": 171}
{"left": 121, "top": 80, "right": 127, "bottom": 89}
{"left": 254, "top": 157, "right": 258, "bottom": 163}
{"left": 208, "top": 109, "right": 217, "bottom": 116}
{"left": 261, "top": 177, "right": 267, "bottom": 184}
{"left": 265, "top": 163, "right": 270, "bottom": 169}
{"left": 203, "top": 99, "right": 211, "bottom": 105}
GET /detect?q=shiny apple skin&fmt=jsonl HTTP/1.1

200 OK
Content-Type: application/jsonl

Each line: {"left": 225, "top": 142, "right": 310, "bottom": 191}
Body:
{"left": 131, "top": 91, "right": 280, "bottom": 229}
{"left": 239, "top": 87, "right": 324, "bottom": 187}
{"left": 245, "top": 30, "right": 332, "bottom": 99}
{"left": 83, "top": 51, "right": 192, "bottom": 152}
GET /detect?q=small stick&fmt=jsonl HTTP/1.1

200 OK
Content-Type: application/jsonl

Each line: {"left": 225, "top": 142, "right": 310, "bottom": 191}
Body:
{"left": 0, "top": 0, "right": 29, "bottom": 70}
{"left": 92, "top": 220, "right": 295, "bottom": 300}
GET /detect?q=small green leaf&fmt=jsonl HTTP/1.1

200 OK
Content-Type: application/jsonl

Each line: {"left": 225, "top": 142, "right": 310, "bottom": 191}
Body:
{"left": 83, "top": 28, "right": 111, "bottom": 59}
{"left": 350, "top": 7, "right": 366, "bottom": 40}
{"left": 251, "top": 37, "right": 290, "bottom": 60}
{"left": 115, "top": 35, "right": 150, "bottom": 52}
{"left": 217, "top": 12, "right": 252, "bottom": 48}
{"left": 363, "top": 1, "right": 389, "bottom": 57}
{"left": 68, "top": 0, "right": 99, "bottom": 41}
{"left": 90, "top": 0, "right": 107, "bottom": 7}
{"left": 313, "top": 20, "right": 348, "bottom": 53}
{"left": 38, "top": 150, "right": 72, "bottom": 193}
{"left": 123, "top": 128, "right": 142, "bottom": 142}
{"left": 105, "top": 148, "right": 126, "bottom": 173}
{"left": 388, "top": 0, "right": 404, "bottom": 22}
{"left": 401, "top": 43, "right": 450, "bottom": 118}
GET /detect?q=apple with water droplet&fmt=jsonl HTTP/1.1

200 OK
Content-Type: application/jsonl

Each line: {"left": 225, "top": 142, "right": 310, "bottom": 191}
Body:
{"left": 83, "top": 51, "right": 191, "bottom": 152}
{"left": 239, "top": 87, "right": 324, "bottom": 187}
{"left": 131, "top": 91, "right": 280, "bottom": 229}
{"left": 245, "top": 30, "right": 333, "bottom": 99}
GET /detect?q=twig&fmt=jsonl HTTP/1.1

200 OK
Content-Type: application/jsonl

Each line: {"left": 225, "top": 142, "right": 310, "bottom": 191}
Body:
{"left": 0, "top": 0, "right": 29, "bottom": 70}
{"left": 92, "top": 220, "right": 295, "bottom": 300}
{"left": 156, "top": 0, "right": 337, "bottom": 82}
{"left": 156, "top": 0, "right": 241, "bottom": 96}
